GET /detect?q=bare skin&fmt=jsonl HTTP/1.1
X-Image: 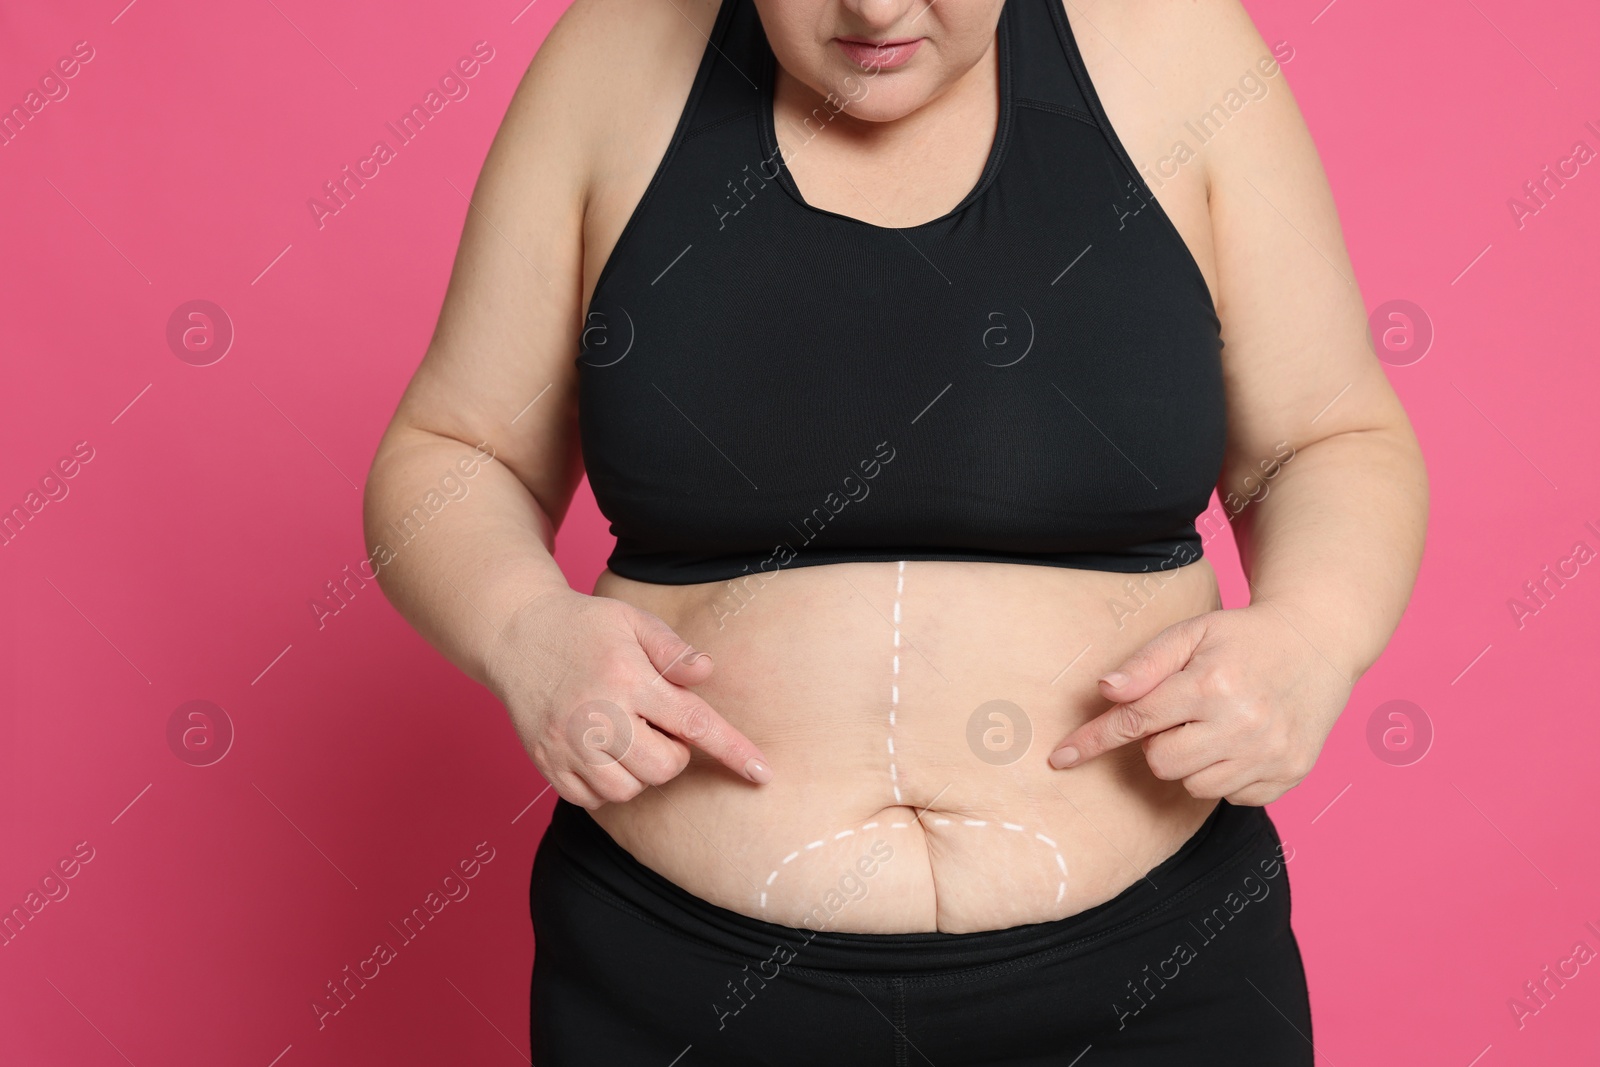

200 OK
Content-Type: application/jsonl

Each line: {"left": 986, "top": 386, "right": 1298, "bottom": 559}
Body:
{"left": 364, "top": 0, "right": 1427, "bottom": 934}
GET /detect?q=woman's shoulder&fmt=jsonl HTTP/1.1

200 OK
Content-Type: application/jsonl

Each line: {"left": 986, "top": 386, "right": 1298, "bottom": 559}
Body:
{"left": 1069, "top": 0, "right": 1280, "bottom": 82}
{"left": 1062, "top": 0, "right": 1303, "bottom": 190}
{"left": 508, "top": 0, "right": 720, "bottom": 203}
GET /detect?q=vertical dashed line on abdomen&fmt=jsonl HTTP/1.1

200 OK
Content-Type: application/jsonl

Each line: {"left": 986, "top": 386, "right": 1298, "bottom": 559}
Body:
{"left": 888, "top": 559, "right": 905, "bottom": 806}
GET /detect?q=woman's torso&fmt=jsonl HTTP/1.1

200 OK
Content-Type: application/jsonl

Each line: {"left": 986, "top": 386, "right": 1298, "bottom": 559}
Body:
{"left": 570, "top": 0, "right": 1228, "bottom": 934}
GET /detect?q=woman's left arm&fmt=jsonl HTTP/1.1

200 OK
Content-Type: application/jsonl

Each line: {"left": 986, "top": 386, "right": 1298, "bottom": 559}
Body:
{"left": 1049, "top": 0, "right": 1429, "bottom": 804}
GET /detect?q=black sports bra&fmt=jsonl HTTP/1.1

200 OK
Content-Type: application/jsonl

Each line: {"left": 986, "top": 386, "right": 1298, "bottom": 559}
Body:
{"left": 576, "top": 0, "right": 1227, "bottom": 586}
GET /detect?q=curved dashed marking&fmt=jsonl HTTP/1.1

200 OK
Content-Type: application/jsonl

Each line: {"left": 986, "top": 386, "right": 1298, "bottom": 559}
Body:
{"left": 922, "top": 815, "right": 1069, "bottom": 903}
{"left": 758, "top": 814, "right": 1070, "bottom": 912}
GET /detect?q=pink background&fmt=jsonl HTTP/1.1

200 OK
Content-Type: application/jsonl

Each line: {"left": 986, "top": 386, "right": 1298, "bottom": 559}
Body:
{"left": 3, "top": 0, "right": 1597, "bottom": 1063}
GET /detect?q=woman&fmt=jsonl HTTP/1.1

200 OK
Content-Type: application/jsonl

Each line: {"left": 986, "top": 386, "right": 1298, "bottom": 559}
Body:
{"left": 365, "top": 0, "right": 1427, "bottom": 1061}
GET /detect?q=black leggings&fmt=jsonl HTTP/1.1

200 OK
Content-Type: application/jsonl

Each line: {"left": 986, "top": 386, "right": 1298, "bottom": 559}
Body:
{"left": 529, "top": 798, "right": 1313, "bottom": 1065}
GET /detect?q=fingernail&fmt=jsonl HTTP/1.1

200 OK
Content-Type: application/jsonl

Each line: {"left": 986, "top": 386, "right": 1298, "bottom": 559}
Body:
{"left": 1100, "top": 671, "right": 1129, "bottom": 688}
{"left": 1050, "top": 746, "right": 1080, "bottom": 770}
{"left": 684, "top": 649, "right": 711, "bottom": 665}
{"left": 743, "top": 757, "right": 773, "bottom": 784}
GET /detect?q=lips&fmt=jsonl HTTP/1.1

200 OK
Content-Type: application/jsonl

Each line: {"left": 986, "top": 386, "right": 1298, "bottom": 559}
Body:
{"left": 834, "top": 37, "right": 922, "bottom": 71}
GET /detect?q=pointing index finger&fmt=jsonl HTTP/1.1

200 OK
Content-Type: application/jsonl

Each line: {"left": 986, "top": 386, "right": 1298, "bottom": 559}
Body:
{"left": 1050, "top": 699, "right": 1176, "bottom": 769}
{"left": 639, "top": 686, "right": 774, "bottom": 785}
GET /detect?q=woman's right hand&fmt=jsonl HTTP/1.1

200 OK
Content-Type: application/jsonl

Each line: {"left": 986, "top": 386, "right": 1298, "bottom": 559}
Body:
{"left": 485, "top": 587, "right": 774, "bottom": 810}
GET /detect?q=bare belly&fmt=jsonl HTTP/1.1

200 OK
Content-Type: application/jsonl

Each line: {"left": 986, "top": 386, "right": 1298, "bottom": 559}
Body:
{"left": 587, "top": 558, "right": 1223, "bottom": 934}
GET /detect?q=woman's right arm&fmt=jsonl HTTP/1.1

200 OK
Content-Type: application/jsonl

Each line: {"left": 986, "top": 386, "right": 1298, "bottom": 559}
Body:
{"left": 363, "top": 0, "right": 772, "bottom": 807}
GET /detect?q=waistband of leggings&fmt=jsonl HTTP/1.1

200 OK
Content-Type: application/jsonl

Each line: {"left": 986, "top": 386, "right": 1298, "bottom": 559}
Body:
{"left": 542, "top": 795, "right": 1283, "bottom": 976}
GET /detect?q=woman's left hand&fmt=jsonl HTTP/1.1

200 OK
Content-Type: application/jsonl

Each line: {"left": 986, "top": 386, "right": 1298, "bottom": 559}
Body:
{"left": 1047, "top": 604, "right": 1353, "bottom": 806}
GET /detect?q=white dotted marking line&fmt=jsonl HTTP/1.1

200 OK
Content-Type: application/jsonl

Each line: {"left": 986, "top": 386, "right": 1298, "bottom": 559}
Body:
{"left": 888, "top": 560, "right": 907, "bottom": 805}
{"left": 757, "top": 815, "right": 1070, "bottom": 911}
